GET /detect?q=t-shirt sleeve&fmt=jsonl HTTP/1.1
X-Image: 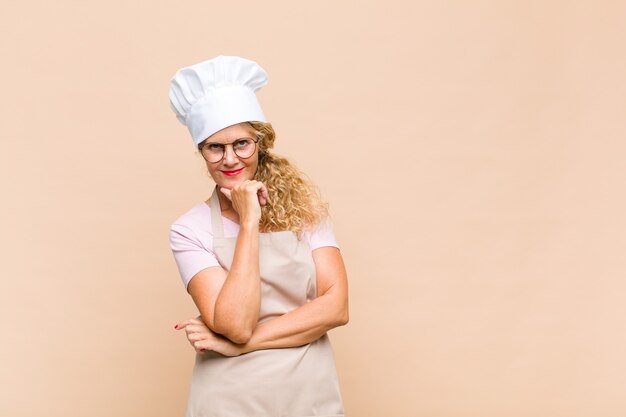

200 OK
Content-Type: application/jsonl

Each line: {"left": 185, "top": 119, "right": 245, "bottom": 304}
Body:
{"left": 169, "top": 223, "right": 221, "bottom": 291}
{"left": 304, "top": 217, "right": 340, "bottom": 251}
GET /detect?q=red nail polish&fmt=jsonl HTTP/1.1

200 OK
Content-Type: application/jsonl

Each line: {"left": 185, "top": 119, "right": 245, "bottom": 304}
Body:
{"left": 174, "top": 324, "right": 178, "bottom": 329}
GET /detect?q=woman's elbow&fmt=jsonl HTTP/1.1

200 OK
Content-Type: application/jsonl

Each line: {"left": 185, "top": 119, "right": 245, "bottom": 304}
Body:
{"left": 213, "top": 319, "right": 254, "bottom": 344}
{"left": 217, "top": 325, "right": 253, "bottom": 344}
{"left": 340, "top": 309, "right": 349, "bottom": 326}
{"left": 334, "top": 306, "right": 349, "bottom": 327}
{"left": 227, "top": 329, "right": 253, "bottom": 344}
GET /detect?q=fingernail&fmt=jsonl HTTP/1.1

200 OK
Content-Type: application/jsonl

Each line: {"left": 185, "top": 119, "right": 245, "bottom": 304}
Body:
{"left": 174, "top": 324, "right": 178, "bottom": 329}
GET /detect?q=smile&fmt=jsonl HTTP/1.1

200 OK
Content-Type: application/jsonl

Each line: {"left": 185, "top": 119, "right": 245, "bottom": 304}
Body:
{"left": 222, "top": 168, "right": 244, "bottom": 176}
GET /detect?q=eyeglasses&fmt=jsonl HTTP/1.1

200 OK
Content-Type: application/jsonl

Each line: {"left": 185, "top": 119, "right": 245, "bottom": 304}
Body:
{"left": 200, "top": 137, "right": 259, "bottom": 163}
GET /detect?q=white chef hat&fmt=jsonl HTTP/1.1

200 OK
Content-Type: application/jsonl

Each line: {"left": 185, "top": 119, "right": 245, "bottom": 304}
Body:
{"left": 168, "top": 55, "right": 269, "bottom": 146}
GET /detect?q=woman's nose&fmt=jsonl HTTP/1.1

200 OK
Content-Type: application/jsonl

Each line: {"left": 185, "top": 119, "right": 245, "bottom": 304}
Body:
{"left": 222, "top": 145, "right": 239, "bottom": 165}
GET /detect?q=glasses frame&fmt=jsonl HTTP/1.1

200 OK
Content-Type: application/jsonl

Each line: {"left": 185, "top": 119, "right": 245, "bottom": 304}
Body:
{"left": 200, "top": 137, "right": 260, "bottom": 164}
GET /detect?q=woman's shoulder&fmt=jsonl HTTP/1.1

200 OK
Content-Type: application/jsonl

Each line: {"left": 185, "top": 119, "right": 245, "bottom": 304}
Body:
{"left": 302, "top": 216, "right": 340, "bottom": 251}
{"left": 170, "top": 201, "right": 212, "bottom": 231}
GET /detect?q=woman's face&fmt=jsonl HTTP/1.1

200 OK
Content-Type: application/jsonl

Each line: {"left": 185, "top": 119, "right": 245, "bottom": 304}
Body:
{"left": 202, "top": 123, "right": 259, "bottom": 189}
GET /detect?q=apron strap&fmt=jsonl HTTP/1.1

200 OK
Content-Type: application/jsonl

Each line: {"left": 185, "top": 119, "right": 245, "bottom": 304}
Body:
{"left": 209, "top": 185, "right": 225, "bottom": 238}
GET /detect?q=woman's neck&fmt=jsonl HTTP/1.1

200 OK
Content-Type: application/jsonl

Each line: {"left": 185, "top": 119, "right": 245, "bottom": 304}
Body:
{"left": 216, "top": 188, "right": 231, "bottom": 211}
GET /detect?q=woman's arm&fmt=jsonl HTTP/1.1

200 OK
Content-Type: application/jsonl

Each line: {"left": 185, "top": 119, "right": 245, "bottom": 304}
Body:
{"left": 187, "top": 221, "right": 260, "bottom": 344}
{"left": 178, "top": 246, "right": 349, "bottom": 355}
{"left": 240, "top": 246, "right": 349, "bottom": 353}
{"left": 188, "top": 181, "right": 268, "bottom": 344}
{"left": 211, "top": 220, "right": 261, "bottom": 342}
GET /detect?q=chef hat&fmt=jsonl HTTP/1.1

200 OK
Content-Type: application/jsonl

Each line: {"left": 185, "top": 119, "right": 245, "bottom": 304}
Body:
{"left": 168, "top": 55, "right": 269, "bottom": 146}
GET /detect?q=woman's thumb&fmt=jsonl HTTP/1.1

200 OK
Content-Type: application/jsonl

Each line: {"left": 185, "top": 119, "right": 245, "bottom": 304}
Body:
{"left": 220, "top": 187, "right": 232, "bottom": 200}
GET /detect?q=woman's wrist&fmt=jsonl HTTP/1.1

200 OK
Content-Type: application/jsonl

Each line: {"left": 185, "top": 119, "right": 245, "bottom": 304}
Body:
{"left": 239, "top": 218, "right": 260, "bottom": 230}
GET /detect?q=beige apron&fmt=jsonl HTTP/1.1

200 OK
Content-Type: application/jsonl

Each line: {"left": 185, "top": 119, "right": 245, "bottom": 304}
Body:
{"left": 184, "top": 185, "right": 345, "bottom": 417}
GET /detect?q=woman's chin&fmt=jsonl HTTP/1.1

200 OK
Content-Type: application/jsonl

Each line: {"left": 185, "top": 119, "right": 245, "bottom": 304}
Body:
{"left": 215, "top": 176, "right": 249, "bottom": 189}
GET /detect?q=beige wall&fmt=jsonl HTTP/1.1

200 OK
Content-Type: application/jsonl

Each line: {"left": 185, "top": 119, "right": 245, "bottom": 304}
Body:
{"left": 2, "top": 1, "right": 625, "bottom": 416}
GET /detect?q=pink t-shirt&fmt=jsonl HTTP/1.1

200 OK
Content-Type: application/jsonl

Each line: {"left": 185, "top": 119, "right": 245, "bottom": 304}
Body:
{"left": 169, "top": 202, "right": 340, "bottom": 291}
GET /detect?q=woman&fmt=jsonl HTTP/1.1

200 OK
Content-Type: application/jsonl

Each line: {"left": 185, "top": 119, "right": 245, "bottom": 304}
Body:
{"left": 168, "top": 55, "right": 349, "bottom": 416}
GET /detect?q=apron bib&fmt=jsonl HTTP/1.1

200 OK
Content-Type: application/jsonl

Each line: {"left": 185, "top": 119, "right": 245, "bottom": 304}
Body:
{"left": 184, "top": 185, "right": 345, "bottom": 417}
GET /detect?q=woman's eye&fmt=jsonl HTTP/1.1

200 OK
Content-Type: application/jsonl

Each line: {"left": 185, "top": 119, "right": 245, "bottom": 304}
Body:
{"left": 234, "top": 139, "right": 251, "bottom": 149}
{"left": 207, "top": 144, "right": 223, "bottom": 151}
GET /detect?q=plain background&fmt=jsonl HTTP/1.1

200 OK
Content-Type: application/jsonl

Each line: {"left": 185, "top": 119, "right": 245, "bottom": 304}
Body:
{"left": 1, "top": 1, "right": 625, "bottom": 416}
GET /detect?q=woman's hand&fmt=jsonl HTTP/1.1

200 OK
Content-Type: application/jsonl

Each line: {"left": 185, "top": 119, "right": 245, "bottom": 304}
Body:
{"left": 219, "top": 180, "right": 269, "bottom": 224}
{"left": 175, "top": 315, "right": 244, "bottom": 357}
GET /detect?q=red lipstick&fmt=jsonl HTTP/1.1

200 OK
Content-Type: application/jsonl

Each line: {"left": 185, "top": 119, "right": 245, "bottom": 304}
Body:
{"left": 222, "top": 168, "right": 244, "bottom": 176}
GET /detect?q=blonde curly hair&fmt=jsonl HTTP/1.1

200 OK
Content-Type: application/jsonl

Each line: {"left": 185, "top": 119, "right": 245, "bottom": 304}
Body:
{"left": 198, "top": 121, "right": 330, "bottom": 237}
